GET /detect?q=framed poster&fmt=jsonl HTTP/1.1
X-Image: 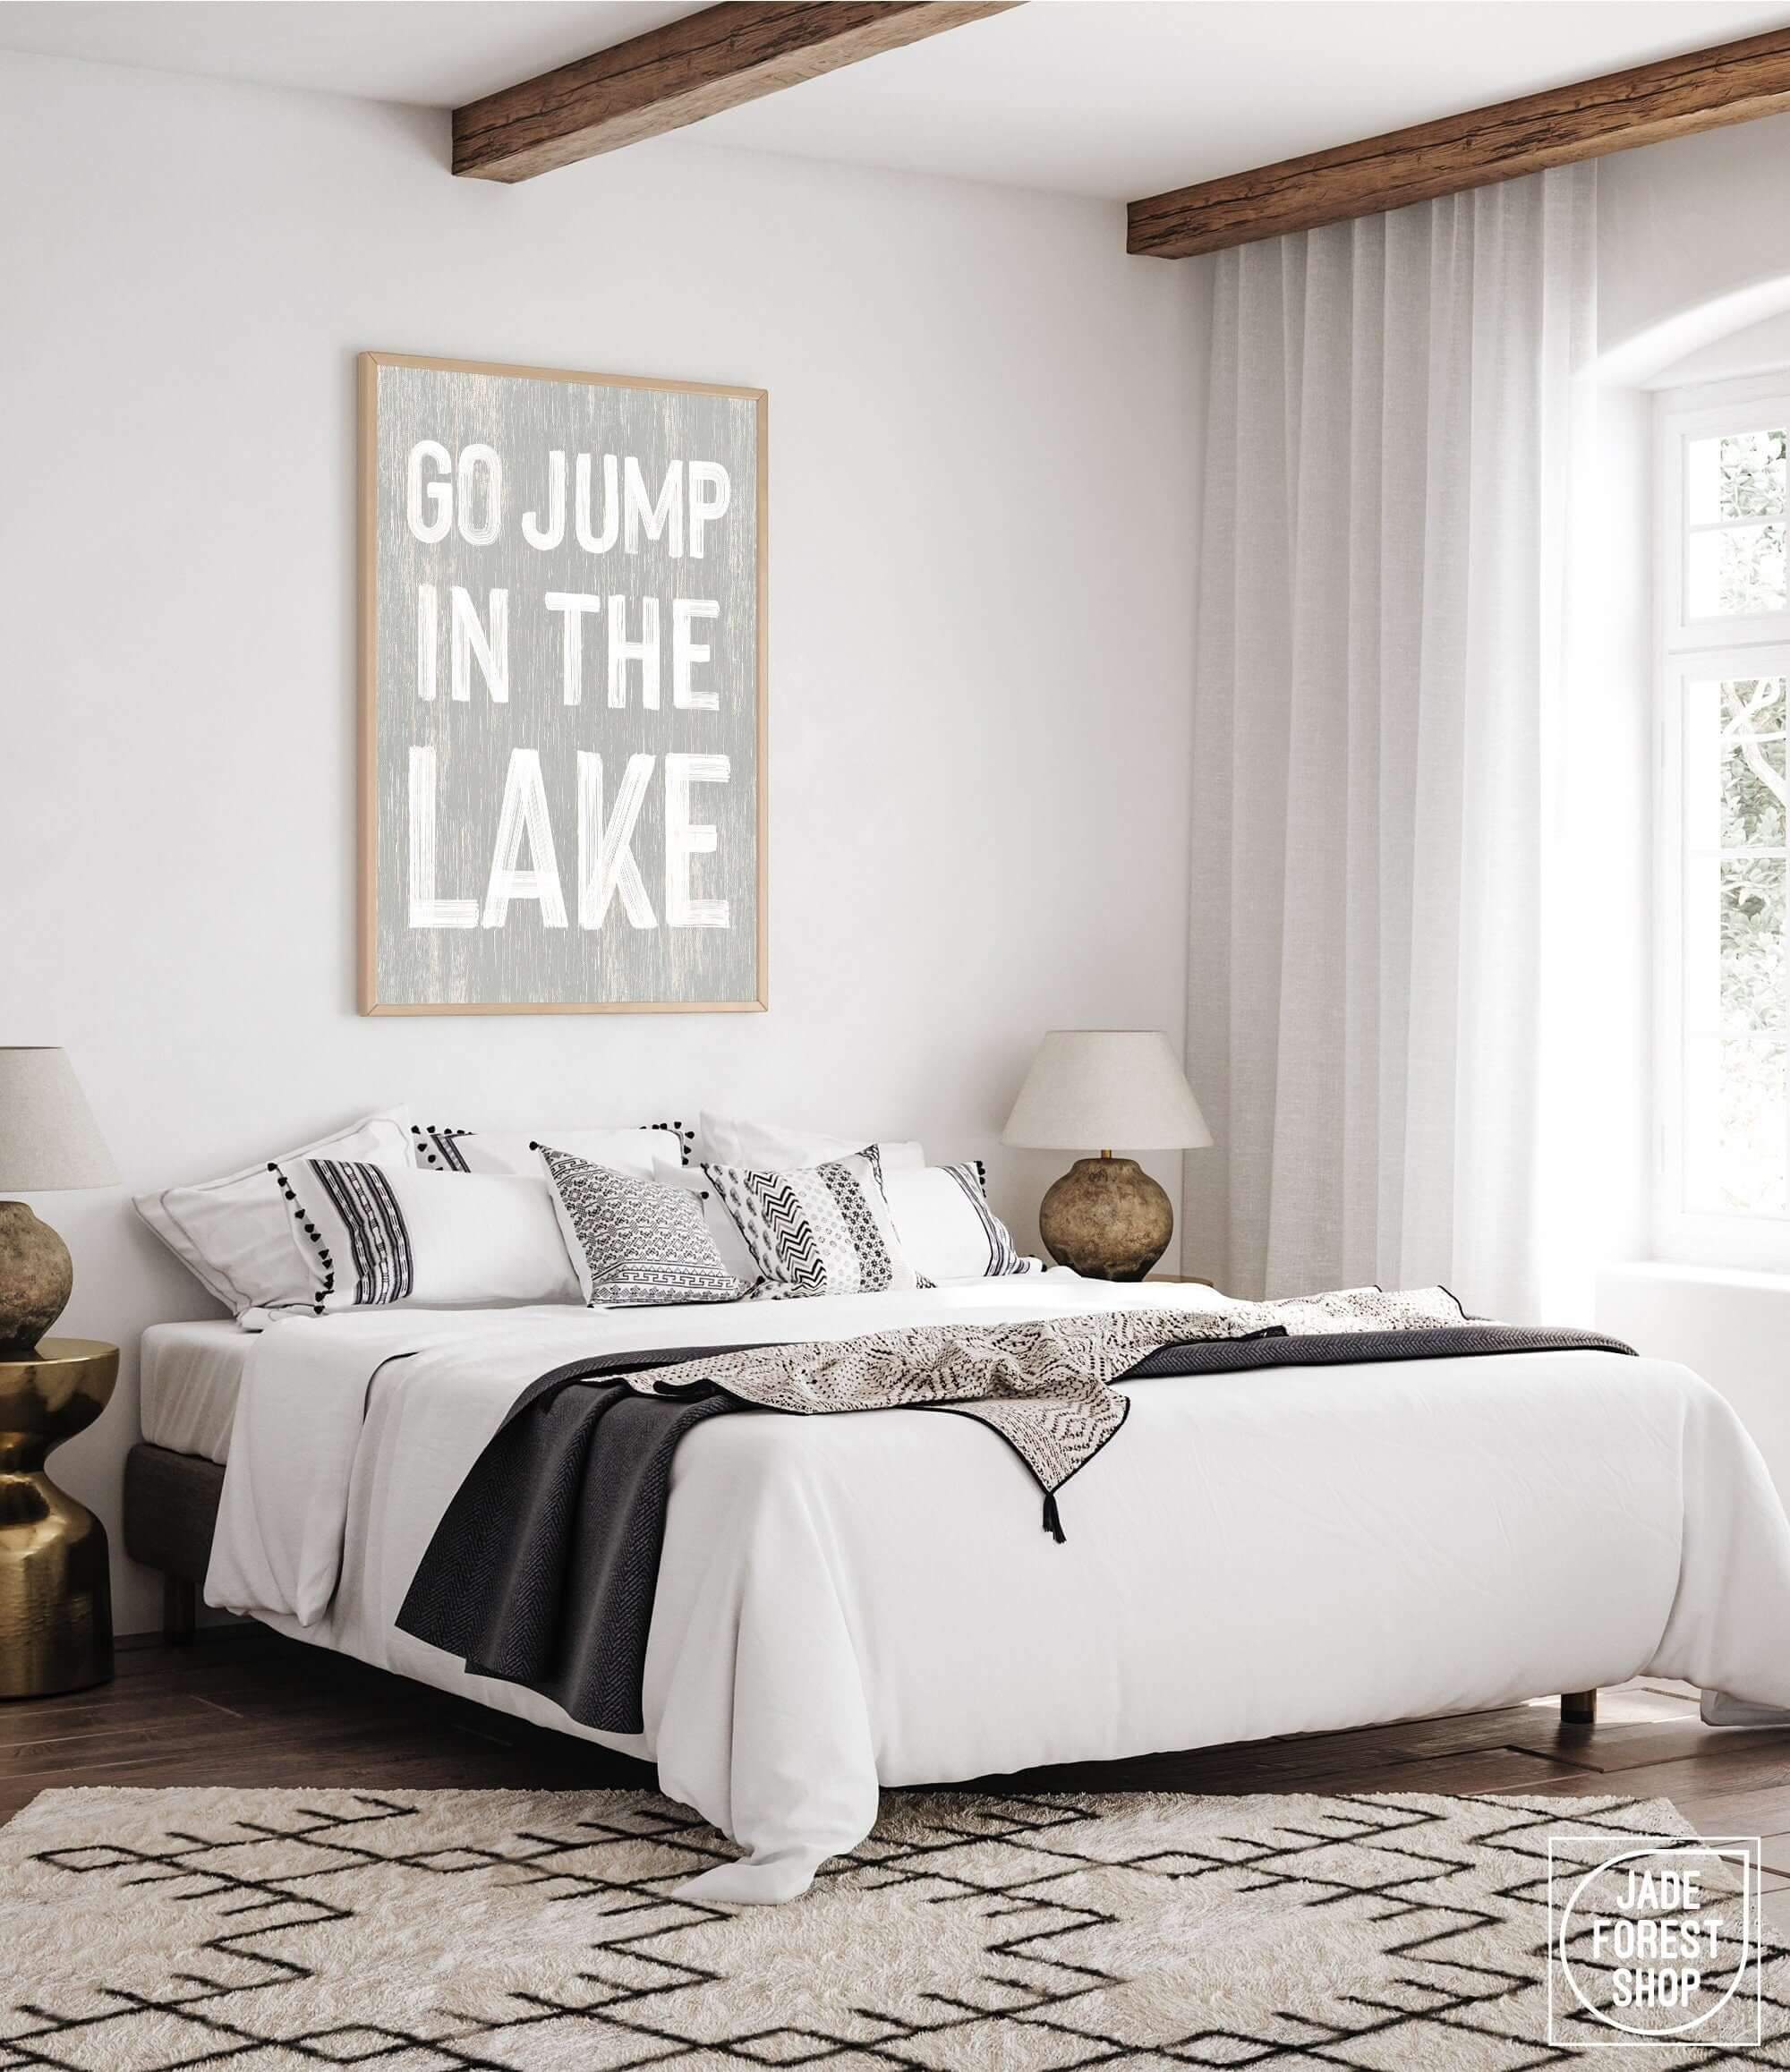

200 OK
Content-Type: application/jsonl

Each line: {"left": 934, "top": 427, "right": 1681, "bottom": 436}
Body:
{"left": 358, "top": 351, "right": 766, "bottom": 1014}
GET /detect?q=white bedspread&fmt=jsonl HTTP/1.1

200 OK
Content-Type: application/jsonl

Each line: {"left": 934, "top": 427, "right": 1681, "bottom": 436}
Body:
{"left": 207, "top": 1275, "right": 1790, "bottom": 1902}
{"left": 141, "top": 1319, "right": 249, "bottom": 1463}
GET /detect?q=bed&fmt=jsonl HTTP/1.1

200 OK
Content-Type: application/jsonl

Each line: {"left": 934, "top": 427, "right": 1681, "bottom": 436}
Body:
{"left": 123, "top": 1321, "right": 245, "bottom": 1638}
{"left": 122, "top": 1272, "right": 1790, "bottom": 1904}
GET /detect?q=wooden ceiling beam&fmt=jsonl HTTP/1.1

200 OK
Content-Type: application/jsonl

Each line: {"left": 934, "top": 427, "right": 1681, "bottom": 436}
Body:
{"left": 454, "top": 0, "right": 1019, "bottom": 183}
{"left": 1128, "top": 27, "right": 1790, "bottom": 260}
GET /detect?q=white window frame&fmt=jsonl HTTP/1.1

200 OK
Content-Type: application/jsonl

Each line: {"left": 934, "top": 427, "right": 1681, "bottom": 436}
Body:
{"left": 1655, "top": 373, "right": 1790, "bottom": 1268}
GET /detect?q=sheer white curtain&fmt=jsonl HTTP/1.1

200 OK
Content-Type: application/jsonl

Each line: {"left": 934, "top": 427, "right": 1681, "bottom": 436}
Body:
{"left": 1183, "top": 166, "right": 1598, "bottom": 1318}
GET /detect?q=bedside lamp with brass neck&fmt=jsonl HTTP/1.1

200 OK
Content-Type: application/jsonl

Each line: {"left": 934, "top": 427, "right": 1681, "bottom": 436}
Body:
{"left": 1002, "top": 1030, "right": 1211, "bottom": 1281}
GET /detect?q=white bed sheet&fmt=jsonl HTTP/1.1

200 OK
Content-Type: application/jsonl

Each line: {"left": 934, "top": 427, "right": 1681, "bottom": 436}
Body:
{"left": 140, "top": 1319, "right": 251, "bottom": 1463}
{"left": 205, "top": 1277, "right": 1790, "bottom": 1904}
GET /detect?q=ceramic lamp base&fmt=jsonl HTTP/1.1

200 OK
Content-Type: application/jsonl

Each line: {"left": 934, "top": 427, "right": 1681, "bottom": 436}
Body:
{"left": 1037, "top": 1155, "right": 1172, "bottom": 1281}
{"left": 0, "top": 1202, "right": 72, "bottom": 1357}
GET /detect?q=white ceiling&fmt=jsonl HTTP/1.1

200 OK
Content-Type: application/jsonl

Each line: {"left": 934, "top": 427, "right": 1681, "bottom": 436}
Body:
{"left": 0, "top": 3, "right": 706, "bottom": 106}
{"left": 4, "top": 0, "right": 1790, "bottom": 200}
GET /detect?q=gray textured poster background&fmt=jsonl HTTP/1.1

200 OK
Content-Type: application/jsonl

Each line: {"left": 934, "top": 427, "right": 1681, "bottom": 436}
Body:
{"left": 370, "top": 359, "right": 760, "bottom": 1010}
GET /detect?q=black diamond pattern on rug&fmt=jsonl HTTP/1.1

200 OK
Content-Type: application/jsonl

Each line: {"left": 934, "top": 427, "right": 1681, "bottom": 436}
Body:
{"left": 2, "top": 1786, "right": 1786, "bottom": 2068}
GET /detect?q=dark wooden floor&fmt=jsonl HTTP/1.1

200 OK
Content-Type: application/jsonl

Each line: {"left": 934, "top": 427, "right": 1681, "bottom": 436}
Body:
{"left": 10, "top": 1627, "right": 1790, "bottom": 1932}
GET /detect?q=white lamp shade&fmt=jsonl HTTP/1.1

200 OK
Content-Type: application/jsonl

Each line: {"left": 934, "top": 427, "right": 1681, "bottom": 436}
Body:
{"left": 1002, "top": 1030, "right": 1213, "bottom": 1153}
{"left": 0, "top": 1048, "right": 116, "bottom": 1190}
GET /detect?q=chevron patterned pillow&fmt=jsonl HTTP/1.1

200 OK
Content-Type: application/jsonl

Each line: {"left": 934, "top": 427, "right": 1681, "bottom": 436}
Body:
{"left": 703, "top": 1148, "right": 919, "bottom": 1299}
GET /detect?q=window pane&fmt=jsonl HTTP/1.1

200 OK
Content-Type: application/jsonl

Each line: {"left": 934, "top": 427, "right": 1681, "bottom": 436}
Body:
{"left": 1687, "top": 521, "right": 1788, "bottom": 617}
{"left": 1721, "top": 856, "right": 1786, "bottom": 1032}
{"left": 1683, "top": 672, "right": 1790, "bottom": 1216}
{"left": 1685, "top": 1036, "right": 1787, "bottom": 1213}
{"left": 1688, "top": 426, "right": 1787, "bottom": 524}
{"left": 1722, "top": 678, "right": 1787, "bottom": 849}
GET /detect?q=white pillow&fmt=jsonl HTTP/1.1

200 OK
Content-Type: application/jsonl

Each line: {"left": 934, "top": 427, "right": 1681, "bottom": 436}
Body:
{"left": 271, "top": 1160, "right": 578, "bottom": 1313}
{"left": 410, "top": 1122, "right": 685, "bottom": 1178}
{"left": 884, "top": 1163, "right": 1041, "bottom": 1283}
{"left": 133, "top": 1106, "right": 413, "bottom": 1317}
{"left": 697, "top": 1112, "right": 925, "bottom": 1172}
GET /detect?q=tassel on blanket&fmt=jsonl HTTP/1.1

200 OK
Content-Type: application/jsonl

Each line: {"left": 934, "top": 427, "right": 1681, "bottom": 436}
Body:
{"left": 1042, "top": 1490, "right": 1066, "bottom": 1544}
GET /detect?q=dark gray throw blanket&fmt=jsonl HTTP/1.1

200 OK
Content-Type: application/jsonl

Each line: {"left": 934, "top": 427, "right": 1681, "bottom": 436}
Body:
{"left": 396, "top": 1308, "right": 1633, "bottom": 1735}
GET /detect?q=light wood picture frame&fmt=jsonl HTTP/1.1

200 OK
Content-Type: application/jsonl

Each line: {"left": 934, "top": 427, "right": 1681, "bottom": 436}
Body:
{"left": 358, "top": 350, "right": 768, "bottom": 1015}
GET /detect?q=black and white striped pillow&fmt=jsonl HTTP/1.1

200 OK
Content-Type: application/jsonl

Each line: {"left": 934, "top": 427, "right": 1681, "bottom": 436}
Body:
{"left": 409, "top": 1126, "right": 473, "bottom": 1172}
{"left": 270, "top": 1157, "right": 579, "bottom": 1313}
{"left": 411, "top": 1122, "right": 686, "bottom": 1177}
{"left": 882, "top": 1161, "right": 1039, "bottom": 1283}
{"left": 703, "top": 1148, "right": 918, "bottom": 1300}
{"left": 271, "top": 1158, "right": 410, "bottom": 1310}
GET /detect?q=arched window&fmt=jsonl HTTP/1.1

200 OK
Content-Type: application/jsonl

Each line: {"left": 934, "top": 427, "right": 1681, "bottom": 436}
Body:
{"left": 1657, "top": 373, "right": 1790, "bottom": 1262}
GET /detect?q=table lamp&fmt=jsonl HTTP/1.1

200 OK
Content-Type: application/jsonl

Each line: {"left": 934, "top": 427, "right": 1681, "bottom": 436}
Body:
{"left": 0, "top": 1048, "right": 116, "bottom": 1352}
{"left": 1002, "top": 1029, "right": 1211, "bottom": 1279}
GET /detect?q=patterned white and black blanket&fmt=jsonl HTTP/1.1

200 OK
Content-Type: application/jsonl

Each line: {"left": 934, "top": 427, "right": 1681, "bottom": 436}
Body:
{"left": 622, "top": 1286, "right": 1470, "bottom": 1519}
{"left": 396, "top": 1292, "right": 1633, "bottom": 1734}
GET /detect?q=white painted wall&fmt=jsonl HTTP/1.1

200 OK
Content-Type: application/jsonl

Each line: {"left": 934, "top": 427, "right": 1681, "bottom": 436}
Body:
{"left": 1598, "top": 107, "right": 1790, "bottom": 379}
{"left": 1641, "top": 309, "right": 1790, "bottom": 391}
{"left": 1598, "top": 1264, "right": 1790, "bottom": 1509}
{"left": 0, "top": 51, "right": 1203, "bottom": 1633}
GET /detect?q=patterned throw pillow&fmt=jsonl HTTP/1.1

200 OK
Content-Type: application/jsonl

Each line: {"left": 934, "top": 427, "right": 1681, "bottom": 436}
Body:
{"left": 703, "top": 1149, "right": 919, "bottom": 1299}
{"left": 539, "top": 1147, "right": 746, "bottom": 1308}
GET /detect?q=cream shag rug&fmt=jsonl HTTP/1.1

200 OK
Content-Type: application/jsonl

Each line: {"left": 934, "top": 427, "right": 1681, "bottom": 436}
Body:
{"left": 2, "top": 1786, "right": 1783, "bottom": 2068}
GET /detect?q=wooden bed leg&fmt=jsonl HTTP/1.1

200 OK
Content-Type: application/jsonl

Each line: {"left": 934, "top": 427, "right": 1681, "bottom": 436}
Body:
{"left": 1561, "top": 1688, "right": 1598, "bottom": 1727}
{"left": 163, "top": 1575, "right": 197, "bottom": 1647}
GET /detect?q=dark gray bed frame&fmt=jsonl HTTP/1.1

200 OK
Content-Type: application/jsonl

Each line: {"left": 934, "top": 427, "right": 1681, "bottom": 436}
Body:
{"left": 119, "top": 1436, "right": 1600, "bottom": 1726}
{"left": 124, "top": 1441, "right": 220, "bottom": 1645}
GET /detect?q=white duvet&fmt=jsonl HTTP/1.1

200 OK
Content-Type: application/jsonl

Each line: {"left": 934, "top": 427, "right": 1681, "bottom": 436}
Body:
{"left": 207, "top": 1274, "right": 1790, "bottom": 1902}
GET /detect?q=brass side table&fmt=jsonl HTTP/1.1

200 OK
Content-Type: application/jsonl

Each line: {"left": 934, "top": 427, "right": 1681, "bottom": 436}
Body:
{"left": 0, "top": 1337, "right": 117, "bottom": 1698}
